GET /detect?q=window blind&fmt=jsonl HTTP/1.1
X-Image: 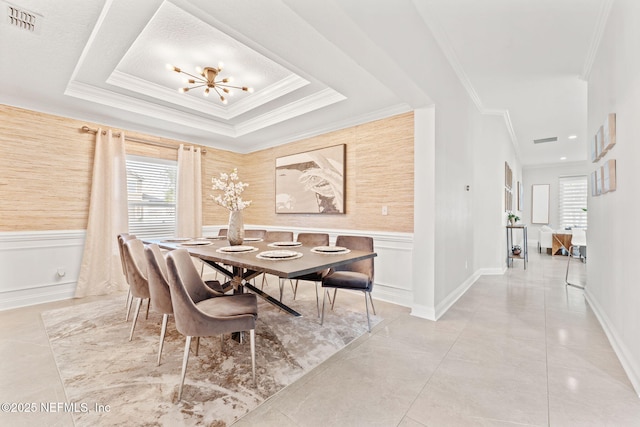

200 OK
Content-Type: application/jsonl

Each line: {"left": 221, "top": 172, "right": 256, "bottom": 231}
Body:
{"left": 558, "top": 175, "right": 588, "bottom": 229}
{"left": 126, "top": 155, "right": 177, "bottom": 239}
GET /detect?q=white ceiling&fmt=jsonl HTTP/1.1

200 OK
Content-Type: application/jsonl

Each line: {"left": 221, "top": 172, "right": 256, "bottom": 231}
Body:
{"left": 0, "top": 0, "right": 610, "bottom": 164}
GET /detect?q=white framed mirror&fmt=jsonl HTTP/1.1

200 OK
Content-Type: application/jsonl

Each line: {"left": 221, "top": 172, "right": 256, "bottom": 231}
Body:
{"left": 531, "top": 184, "right": 550, "bottom": 224}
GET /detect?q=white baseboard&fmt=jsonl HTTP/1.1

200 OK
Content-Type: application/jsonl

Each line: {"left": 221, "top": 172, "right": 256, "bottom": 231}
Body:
{"left": 432, "top": 271, "right": 482, "bottom": 320}
{"left": 410, "top": 303, "right": 436, "bottom": 321}
{"left": 585, "top": 289, "right": 640, "bottom": 398}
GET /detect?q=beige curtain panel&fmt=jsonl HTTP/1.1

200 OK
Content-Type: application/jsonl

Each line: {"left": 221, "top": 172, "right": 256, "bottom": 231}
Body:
{"left": 176, "top": 144, "right": 202, "bottom": 238}
{"left": 75, "top": 129, "right": 129, "bottom": 297}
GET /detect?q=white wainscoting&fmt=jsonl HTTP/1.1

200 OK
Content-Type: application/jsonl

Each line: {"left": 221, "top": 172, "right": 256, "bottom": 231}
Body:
{"left": 0, "top": 227, "right": 415, "bottom": 312}
{"left": 0, "top": 230, "right": 85, "bottom": 311}
{"left": 204, "top": 225, "right": 415, "bottom": 308}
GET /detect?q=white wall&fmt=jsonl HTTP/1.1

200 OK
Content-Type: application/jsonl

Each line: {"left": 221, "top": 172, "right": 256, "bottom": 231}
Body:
{"left": 523, "top": 162, "right": 591, "bottom": 247}
{"left": 473, "top": 114, "right": 521, "bottom": 273}
{"left": 586, "top": 0, "right": 640, "bottom": 396}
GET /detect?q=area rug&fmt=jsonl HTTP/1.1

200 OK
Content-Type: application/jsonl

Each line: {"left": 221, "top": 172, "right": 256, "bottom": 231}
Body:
{"left": 42, "top": 286, "right": 380, "bottom": 426}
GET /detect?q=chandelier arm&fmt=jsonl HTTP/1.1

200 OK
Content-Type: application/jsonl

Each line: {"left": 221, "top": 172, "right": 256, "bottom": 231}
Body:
{"left": 212, "top": 86, "right": 225, "bottom": 97}
{"left": 185, "top": 83, "right": 208, "bottom": 90}
{"left": 215, "top": 83, "right": 247, "bottom": 90}
{"left": 179, "top": 70, "right": 207, "bottom": 82}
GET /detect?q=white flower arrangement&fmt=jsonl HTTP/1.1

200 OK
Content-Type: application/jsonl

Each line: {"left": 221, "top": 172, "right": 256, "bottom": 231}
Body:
{"left": 211, "top": 168, "right": 252, "bottom": 211}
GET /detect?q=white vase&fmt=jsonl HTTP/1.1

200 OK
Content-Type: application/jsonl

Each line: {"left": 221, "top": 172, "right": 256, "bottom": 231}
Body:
{"left": 227, "top": 210, "right": 244, "bottom": 246}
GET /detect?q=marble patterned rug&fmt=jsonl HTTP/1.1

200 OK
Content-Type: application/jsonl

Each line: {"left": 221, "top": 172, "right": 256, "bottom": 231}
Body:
{"left": 42, "top": 286, "right": 380, "bottom": 426}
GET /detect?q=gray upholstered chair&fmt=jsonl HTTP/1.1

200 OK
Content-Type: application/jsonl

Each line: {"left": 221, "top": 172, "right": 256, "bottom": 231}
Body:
{"left": 166, "top": 249, "right": 258, "bottom": 401}
{"left": 244, "top": 229, "right": 266, "bottom": 239}
{"left": 144, "top": 244, "right": 227, "bottom": 366}
{"left": 117, "top": 233, "right": 136, "bottom": 320}
{"left": 261, "top": 231, "right": 295, "bottom": 298}
{"left": 321, "top": 235, "right": 376, "bottom": 332}
{"left": 122, "top": 238, "right": 151, "bottom": 341}
{"left": 290, "top": 233, "right": 330, "bottom": 316}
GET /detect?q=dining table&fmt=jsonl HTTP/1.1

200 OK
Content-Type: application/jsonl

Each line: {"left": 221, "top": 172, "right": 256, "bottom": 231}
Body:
{"left": 148, "top": 236, "right": 378, "bottom": 318}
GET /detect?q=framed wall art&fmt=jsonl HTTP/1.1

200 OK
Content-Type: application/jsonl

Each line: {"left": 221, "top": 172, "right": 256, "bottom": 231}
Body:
{"left": 275, "top": 144, "right": 345, "bottom": 214}
{"left": 531, "top": 184, "right": 550, "bottom": 224}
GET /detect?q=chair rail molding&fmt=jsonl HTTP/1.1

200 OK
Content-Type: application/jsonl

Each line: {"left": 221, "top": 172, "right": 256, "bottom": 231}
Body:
{"left": 0, "top": 230, "right": 86, "bottom": 311}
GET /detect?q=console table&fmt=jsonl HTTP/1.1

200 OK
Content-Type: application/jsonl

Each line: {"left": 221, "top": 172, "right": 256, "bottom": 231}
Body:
{"left": 506, "top": 224, "right": 528, "bottom": 269}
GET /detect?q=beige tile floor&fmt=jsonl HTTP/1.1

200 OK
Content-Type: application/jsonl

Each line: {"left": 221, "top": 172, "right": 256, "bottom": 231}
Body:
{"left": 1, "top": 251, "right": 640, "bottom": 426}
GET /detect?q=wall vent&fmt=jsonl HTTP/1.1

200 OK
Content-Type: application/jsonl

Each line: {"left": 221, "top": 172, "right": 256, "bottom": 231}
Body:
{"left": 4, "top": 2, "right": 41, "bottom": 33}
{"left": 533, "top": 137, "right": 558, "bottom": 144}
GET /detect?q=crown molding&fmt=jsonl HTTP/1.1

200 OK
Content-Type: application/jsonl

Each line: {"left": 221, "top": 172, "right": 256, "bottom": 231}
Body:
{"left": 242, "top": 103, "right": 411, "bottom": 153}
{"left": 581, "top": 0, "right": 614, "bottom": 81}
{"left": 235, "top": 88, "right": 346, "bottom": 137}
{"left": 64, "top": 80, "right": 235, "bottom": 136}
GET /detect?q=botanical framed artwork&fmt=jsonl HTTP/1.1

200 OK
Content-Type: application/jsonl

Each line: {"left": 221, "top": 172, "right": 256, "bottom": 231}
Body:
{"left": 275, "top": 144, "right": 345, "bottom": 214}
{"left": 602, "top": 113, "right": 616, "bottom": 153}
{"left": 601, "top": 159, "right": 617, "bottom": 193}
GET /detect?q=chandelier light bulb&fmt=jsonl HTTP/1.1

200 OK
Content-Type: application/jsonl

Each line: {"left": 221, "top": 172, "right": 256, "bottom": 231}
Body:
{"left": 204, "top": 88, "right": 210, "bottom": 96}
{"left": 221, "top": 96, "right": 228, "bottom": 104}
{"left": 179, "top": 87, "right": 188, "bottom": 93}
{"left": 217, "top": 62, "right": 224, "bottom": 70}
{"left": 195, "top": 66, "right": 203, "bottom": 74}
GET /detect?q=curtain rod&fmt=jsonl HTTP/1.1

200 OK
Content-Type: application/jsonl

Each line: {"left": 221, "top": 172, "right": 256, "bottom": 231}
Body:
{"left": 80, "top": 126, "right": 207, "bottom": 154}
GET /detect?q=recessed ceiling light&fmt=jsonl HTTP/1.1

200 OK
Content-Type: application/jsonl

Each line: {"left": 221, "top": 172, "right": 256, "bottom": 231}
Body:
{"left": 560, "top": 157, "right": 567, "bottom": 160}
{"left": 568, "top": 135, "right": 577, "bottom": 140}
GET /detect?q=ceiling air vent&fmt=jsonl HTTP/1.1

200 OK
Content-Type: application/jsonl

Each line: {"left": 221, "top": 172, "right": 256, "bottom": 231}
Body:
{"left": 4, "top": 2, "right": 41, "bottom": 33}
{"left": 533, "top": 137, "right": 558, "bottom": 144}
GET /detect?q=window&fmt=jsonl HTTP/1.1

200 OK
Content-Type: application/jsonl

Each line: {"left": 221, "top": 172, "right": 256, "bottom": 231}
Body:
{"left": 558, "top": 175, "right": 588, "bottom": 229}
{"left": 126, "top": 155, "right": 177, "bottom": 239}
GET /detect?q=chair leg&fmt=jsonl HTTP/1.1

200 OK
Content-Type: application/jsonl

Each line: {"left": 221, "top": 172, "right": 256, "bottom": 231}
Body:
{"left": 293, "top": 280, "right": 299, "bottom": 300}
{"left": 250, "top": 329, "right": 256, "bottom": 386}
{"left": 279, "top": 278, "right": 284, "bottom": 302}
{"left": 261, "top": 273, "right": 267, "bottom": 290}
{"left": 125, "top": 290, "right": 133, "bottom": 321}
{"left": 314, "top": 282, "right": 320, "bottom": 317}
{"left": 368, "top": 292, "right": 376, "bottom": 315}
{"left": 157, "top": 314, "right": 169, "bottom": 366}
{"left": 330, "top": 289, "right": 338, "bottom": 310}
{"left": 145, "top": 298, "right": 151, "bottom": 320}
{"left": 195, "top": 337, "right": 200, "bottom": 356}
{"left": 565, "top": 244, "right": 585, "bottom": 289}
{"left": 178, "top": 336, "right": 192, "bottom": 401}
{"left": 129, "top": 298, "right": 142, "bottom": 341}
{"left": 320, "top": 288, "right": 328, "bottom": 326}
{"left": 364, "top": 292, "right": 371, "bottom": 333}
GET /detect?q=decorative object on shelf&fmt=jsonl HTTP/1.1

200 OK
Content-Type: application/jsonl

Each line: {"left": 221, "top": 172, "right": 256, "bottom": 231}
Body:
{"left": 507, "top": 211, "right": 520, "bottom": 226}
{"left": 168, "top": 63, "right": 253, "bottom": 104}
{"left": 211, "top": 168, "right": 252, "bottom": 246}
{"left": 512, "top": 245, "right": 522, "bottom": 256}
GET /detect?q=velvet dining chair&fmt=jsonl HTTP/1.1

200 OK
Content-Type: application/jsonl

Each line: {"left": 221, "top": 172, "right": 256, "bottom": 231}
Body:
{"left": 166, "top": 249, "right": 259, "bottom": 401}
{"left": 117, "top": 233, "right": 136, "bottom": 321}
{"left": 122, "top": 238, "right": 151, "bottom": 341}
{"left": 144, "top": 244, "right": 227, "bottom": 366}
{"left": 321, "top": 235, "right": 376, "bottom": 332}
{"left": 290, "top": 232, "right": 330, "bottom": 316}
{"left": 261, "top": 231, "right": 295, "bottom": 299}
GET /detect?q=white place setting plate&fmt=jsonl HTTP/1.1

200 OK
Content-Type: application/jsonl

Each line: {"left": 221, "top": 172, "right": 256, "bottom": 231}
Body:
{"left": 268, "top": 241, "right": 302, "bottom": 248}
{"left": 311, "top": 246, "right": 351, "bottom": 254}
{"left": 243, "top": 237, "right": 263, "bottom": 242}
{"left": 180, "top": 240, "right": 213, "bottom": 246}
{"left": 204, "top": 236, "right": 226, "bottom": 240}
{"left": 217, "top": 245, "right": 258, "bottom": 253}
{"left": 257, "top": 250, "right": 303, "bottom": 260}
{"left": 162, "top": 237, "right": 191, "bottom": 243}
